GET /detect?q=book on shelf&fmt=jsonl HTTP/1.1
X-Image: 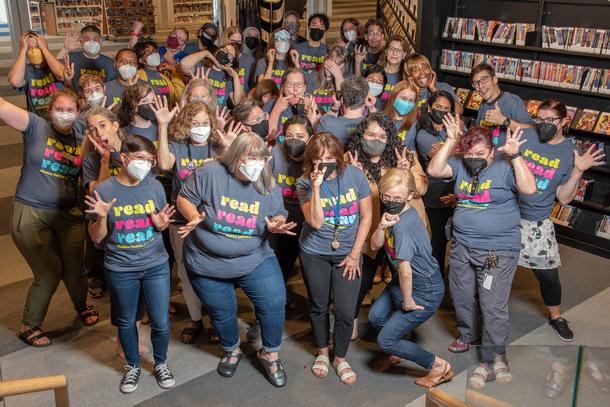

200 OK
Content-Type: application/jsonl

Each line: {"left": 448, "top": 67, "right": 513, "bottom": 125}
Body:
{"left": 599, "top": 70, "right": 610, "bottom": 95}
{"left": 574, "top": 179, "right": 595, "bottom": 202}
{"left": 443, "top": 17, "right": 534, "bottom": 45}
{"left": 491, "top": 23, "right": 516, "bottom": 44}
{"left": 596, "top": 215, "right": 610, "bottom": 239}
{"left": 542, "top": 25, "right": 610, "bottom": 55}
{"left": 526, "top": 100, "right": 541, "bottom": 118}
{"left": 566, "top": 106, "right": 578, "bottom": 127}
{"left": 455, "top": 88, "right": 471, "bottom": 105}
{"left": 465, "top": 91, "right": 483, "bottom": 111}
{"left": 574, "top": 109, "right": 600, "bottom": 132}
{"left": 551, "top": 202, "right": 580, "bottom": 227}
{"left": 594, "top": 112, "right": 610, "bottom": 135}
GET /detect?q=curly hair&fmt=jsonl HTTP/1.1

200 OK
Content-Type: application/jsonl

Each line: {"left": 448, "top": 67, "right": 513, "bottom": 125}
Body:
{"left": 348, "top": 111, "right": 412, "bottom": 184}
{"left": 168, "top": 101, "right": 216, "bottom": 143}
{"left": 180, "top": 78, "right": 219, "bottom": 112}
{"left": 117, "top": 83, "right": 154, "bottom": 127}
{"left": 457, "top": 126, "right": 494, "bottom": 154}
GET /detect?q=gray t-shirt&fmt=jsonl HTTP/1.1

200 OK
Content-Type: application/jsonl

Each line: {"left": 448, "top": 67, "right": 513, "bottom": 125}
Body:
{"left": 22, "top": 65, "right": 63, "bottom": 120}
{"left": 82, "top": 151, "right": 122, "bottom": 188}
{"left": 416, "top": 127, "right": 455, "bottom": 208}
{"left": 385, "top": 206, "right": 440, "bottom": 279}
{"left": 15, "top": 113, "right": 83, "bottom": 209}
{"left": 317, "top": 114, "right": 364, "bottom": 149}
{"left": 293, "top": 42, "right": 328, "bottom": 85}
{"left": 377, "top": 71, "right": 402, "bottom": 110}
{"left": 476, "top": 91, "right": 533, "bottom": 147}
{"left": 140, "top": 68, "right": 171, "bottom": 99}
{"left": 103, "top": 79, "right": 127, "bottom": 108}
{"left": 519, "top": 129, "right": 577, "bottom": 221}
{"left": 418, "top": 81, "right": 457, "bottom": 106}
{"left": 179, "top": 160, "right": 288, "bottom": 278}
{"left": 93, "top": 176, "right": 169, "bottom": 272}
{"left": 263, "top": 99, "right": 294, "bottom": 144}
{"left": 238, "top": 53, "right": 256, "bottom": 93}
{"left": 396, "top": 120, "right": 417, "bottom": 152}
{"left": 168, "top": 141, "right": 217, "bottom": 203}
{"left": 207, "top": 67, "right": 234, "bottom": 107}
{"left": 297, "top": 165, "right": 372, "bottom": 256}
{"left": 271, "top": 144, "right": 305, "bottom": 224}
{"left": 255, "top": 58, "right": 288, "bottom": 88}
{"left": 67, "top": 51, "right": 116, "bottom": 91}
{"left": 448, "top": 156, "right": 520, "bottom": 251}
{"left": 120, "top": 123, "right": 158, "bottom": 143}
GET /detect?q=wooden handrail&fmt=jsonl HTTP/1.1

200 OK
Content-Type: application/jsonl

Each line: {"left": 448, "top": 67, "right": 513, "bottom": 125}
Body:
{"left": 465, "top": 389, "right": 515, "bottom": 407}
{"left": 426, "top": 388, "right": 470, "bottom": 407}
{"left": 0, "top": 375, "right": 69, "bottom": 407}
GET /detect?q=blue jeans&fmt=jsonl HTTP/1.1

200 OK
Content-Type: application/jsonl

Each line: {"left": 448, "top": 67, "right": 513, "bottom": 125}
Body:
{"left": 106, "top": 263, "right": 170, "bottom": 367}
{"left": 188, "top": 256, "right": 286, "bottom": 352}
{"left": 368, "top": 269, "right": 444, "bottom": 369}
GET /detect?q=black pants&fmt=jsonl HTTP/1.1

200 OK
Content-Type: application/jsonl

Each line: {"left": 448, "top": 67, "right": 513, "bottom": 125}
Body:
{"left": 425, "top": 207, "right": 453, "bottom": 276}
{"left": 85, "top": 232, "right": 105, "bottom": 288}
{"left": 354, "top": 251, "right": 385, "bottom": 318}
{"left": 269, "top": 231, "right": 301, "bottom": 283}
{"left": 300, "top": 251, "right": 361, "bottom": 358}
{"left": 532, "top": 268, "right": 561, "bottom": 307}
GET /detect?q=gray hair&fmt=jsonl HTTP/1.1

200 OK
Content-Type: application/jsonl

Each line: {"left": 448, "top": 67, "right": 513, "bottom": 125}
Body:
{"left": 85, "top": 106, "right": 119, "bottom": 124}
{"left": 180, "top": 78, "right": 219, "bottom": 112}
{"left": 220, "top": 132, "right": 275, "bottom": 194}
{"left": 340, "top": 76, "right": 369, "bottom": 109}
{"left": 232, "top": 99, "right": 262, "bottom": 123}
{"left": 318, "top": 47, "right": 349, "bottom": 89}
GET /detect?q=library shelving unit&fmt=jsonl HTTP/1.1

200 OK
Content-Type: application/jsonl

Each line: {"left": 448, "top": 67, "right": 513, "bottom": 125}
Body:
{"left": 421, "top": 0, "right": 610, "bottom": 258}
{"left": 105, "top": 0, "right": 156, "bottom": 38}
{"left": 172, "top": 0, "right": 213, "bottom": 30}
{"left": 377, "top": 0, "right": 420, "bottom": 53}
{"left": 54, "top": 0, "right": 106, "bottom": 35}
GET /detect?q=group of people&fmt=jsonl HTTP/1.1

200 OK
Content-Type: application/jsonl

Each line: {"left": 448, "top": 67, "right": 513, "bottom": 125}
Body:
{"left": 5, "top": 11, "right": 605, "bottom": 395}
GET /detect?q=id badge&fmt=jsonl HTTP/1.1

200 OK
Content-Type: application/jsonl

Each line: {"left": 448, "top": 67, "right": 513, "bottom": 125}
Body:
{"left": 483, "top": 273, "right": 493, "bottom": 291}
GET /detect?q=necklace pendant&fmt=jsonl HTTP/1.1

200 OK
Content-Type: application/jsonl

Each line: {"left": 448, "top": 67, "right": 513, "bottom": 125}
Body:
{"left": 331, "top": 239, "right": 340, "bottom": 250}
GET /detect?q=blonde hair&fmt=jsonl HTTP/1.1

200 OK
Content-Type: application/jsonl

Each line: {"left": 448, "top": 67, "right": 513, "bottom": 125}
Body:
{"left": 180, "top": 78, "right": 219, "bottom": 113}
{"left": 380, "top": 168, "right": 415, "bottom": 199}
{"left": 85, "top": 106, "right": 119, "bottom": 124}
{"left": 220, "top": 132, "right": 275, "bottom": 194}
{"left": 168, "top": 101, "right": 216, "bottom": 143}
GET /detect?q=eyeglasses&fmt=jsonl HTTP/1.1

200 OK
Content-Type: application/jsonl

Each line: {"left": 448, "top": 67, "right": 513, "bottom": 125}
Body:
{"left": 285, "top": 82, "right": 305, "bottom": 89}
{"left": 534, "top": 117, "right": 563, "bottom": 125}
{"left": 246, "top": 112, "right": 269, "bottom": 126}
{"left": 363, "top": 131, "right": 388, "bottom": 141}
{"left": 472, "top": 75, "right": 492, "bottom": 89}
{"left": 127, "top": 155, "right": 157, "bottom": 168}
{"left": 387, "top": 46, "right": 404, "bottom": 54}
{"left": 367, "top": 31, "right": 383, "bottom": 38}
{"left": 381, "top": 194, "right": 405, "bottom": 203}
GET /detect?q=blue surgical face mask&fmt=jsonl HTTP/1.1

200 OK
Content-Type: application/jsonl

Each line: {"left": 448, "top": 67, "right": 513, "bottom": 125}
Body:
{"left": 393, "top": 98, "right": 416, "bottom": 116}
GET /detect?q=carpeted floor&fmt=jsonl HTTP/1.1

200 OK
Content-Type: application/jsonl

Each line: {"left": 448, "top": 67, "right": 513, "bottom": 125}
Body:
{"left": 1, "top": 93, "right": 609, "bottom": 407}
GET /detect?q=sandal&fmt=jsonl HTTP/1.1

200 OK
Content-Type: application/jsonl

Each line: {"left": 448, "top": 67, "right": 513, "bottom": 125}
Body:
{"left": 374, "top": 355, "right": 402, "bottom": 372}
{"left": 18, "top": 327, "right": 51, "bottom": 347}
{"left": 415, "top": 361, "right": 454, "bottom": 388}
{"left": 258, "top": 350, "right": 287, "bottom": 387}
{"left": 207, "top": 327, "right": 220, "bottom": 345}
{"left": 88, "top": 286, "right": 104, "bottom": 299}
{"left": 312, "top": 354, "right": 330, "bottom": 378}
{"left": 493, "top": 360, "right": 513, "bottom": 384}
{"left": 78, "top": 305, "right": 99, "bottom": 326}
{"left": 468, "top": 365, "right": 494, "bottom": 390}
{"left": 334, "top": 361, "right": 357, "bottom": 385}
{"left": 180, "top": 322, "right": 203, "bottom": 344}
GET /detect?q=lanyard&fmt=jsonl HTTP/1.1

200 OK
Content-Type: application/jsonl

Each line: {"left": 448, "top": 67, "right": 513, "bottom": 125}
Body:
{"left": 186, "top": 142, "right": 210, "bottom": 170}
{"left": 320, "top": 175, "right": 340, "bottom": 231}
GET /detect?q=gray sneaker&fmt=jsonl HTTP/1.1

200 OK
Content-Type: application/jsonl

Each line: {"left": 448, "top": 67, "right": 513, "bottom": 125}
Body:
{"left": 153, "top": 363, "right": 176, "bottom": 389}
{"left": 120, "top": 365, "right": 141, "bottom": 394}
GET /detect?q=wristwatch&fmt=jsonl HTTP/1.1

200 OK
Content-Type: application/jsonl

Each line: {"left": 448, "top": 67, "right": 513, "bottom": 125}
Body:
{"left": 508, "top": 152, "right": 521, "bottom": 160}
{"left": 502, "top": 117, "right": 511, "bottom": 128}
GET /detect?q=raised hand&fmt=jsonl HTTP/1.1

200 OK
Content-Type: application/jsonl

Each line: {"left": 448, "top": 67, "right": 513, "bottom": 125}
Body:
{"left": 306, "top": 95, "right": 321, "bottom": 126}
{"left": 222, "top": 120, "right": 245, "bottom": 146}
{"left": 355, "top": 45, "right": 366, "bottom": 64}
{"left": 428, "top": 142, "right": 444, "bottom": 159}
{"left": 289, "top": 49, "right": 300, "bottom": 66}
{"left": 346, "top": 151, "right": 363, "bottom": 171}
{"left": 19, "top": 32, "right": 30, "bottom": 51}
{"left": 379, "top": 212, "right": 400, "bottom": 229}
{"left": 274, "top": 95, "right": 291, "bottom": 112}
{"left": 484, "top": 102, "right": 506, "bottom": 126}
{"left": 442, "top": 113, "right": 461, "bottom": 141}
{"left": 265, "top": 216, "right": 297, "bottom": 235}
{"left": 87, "top": 131, "right": 110, "bottom": 159}
{"left": 402, "top": 297, "right": 425, "bottom": 312}
{"left": 192, "top": 66, "right": 211, "bottom": 80}
{"left": 331, "top": 93, "right": 342, "bottom": 112}
{"left": 310, "top": 161, "right": 327, "bottom": 188}
{"left": 574, "top": 145, "right": 605, "bottom": 173}
{"left": 215, "top": 106, "right": 230, "bottom": 131}
{"left": 324, "top": 59, "right": 343, "bottom": 79}
{"left": 266, "top": 48, "right": 276, "bottom": 63}
{"left": 151, "top": 94, "right": 178, "bottom": 126}
{"left": 428, "top": 70, "right": 438, "bottom": 92}
{"left": 132, "top": 20, "right": 144, "bottom": 36}
{"left": 63, "top": 31, "right": 80, "bottom": 52}
{"left": 63, "top": 54, "right": 74, "bottom": 82}
{"left": 395, "top": 147, "right": 412, "bottom": 170}
{"left": 498, "top": 127, "right": 526, "bottom": 156}
{"left": 31, "top": 33, "right": 48, "bottom": 51}
{"left": 84, "top": 191, "right": 117, "bottom": 218}
{"left": 178, "top": 211, "right": 206, "bottom": 238}
{"left": 339, "top": 253, "right": 361, "bottom": 280}
{"left": 150, "top": 204, "right": 176, "bottom": 230}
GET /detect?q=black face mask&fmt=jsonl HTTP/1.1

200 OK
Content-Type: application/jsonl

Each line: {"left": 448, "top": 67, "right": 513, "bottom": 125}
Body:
{"left": 215, "top": 51, "right": 232, "bottom": 66}
{"left": 291, "top": 103, "right": 307, "bottom": 116}
{"left": 200, "top": 35, "right": 217, "bottom": 52}
{"left": 464, "top": 157, "right": 488, "bottom": 177}
{"left": 251, "top": 120, "right": 269, "bottom": 138}
{"left": 285, "top": 138, "right": 306, "bottom": 158}
{"left": 309, "top": 28, "right": 325, "bottom": 41}
{"left": 245, "top": 37, "right": 259, "bottom": 50}
{"left": 430, "top": 109, "right": 448, "bottom": 125}
{"left": 382, "top": 200, "right": 406, "bottom": 215}
{"left": 536, "top": 122, "right": 558, "bottom": 143}
{"left": 137, "top": 104, "right": 156, "bottom": 121}
{"left": 319, "top": 161, "right": 337, "bottom": 180}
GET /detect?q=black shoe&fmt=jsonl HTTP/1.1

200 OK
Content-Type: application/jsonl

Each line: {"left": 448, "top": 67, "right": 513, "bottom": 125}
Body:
{"left": 153, "top": 362, "right": 176, "bottom": 389}
{"left": 549, "top": 318, "right": 574, "bottom": 342}
{"left": 258, "top": 351, "right": 287, "bottom": 387}
{"left": 120, "top": 365, "right": 141, "bottom": 394}
{"left": 217, "top": 351, "right": 243, "bottom": 378}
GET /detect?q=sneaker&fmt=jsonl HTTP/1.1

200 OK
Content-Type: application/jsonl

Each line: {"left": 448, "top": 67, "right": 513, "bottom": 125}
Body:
{"left": 247, "top": 320, "right": 261, "bottom": 343}
{"left": 120, "top": 365, "right": 141, "bottom": 394}
{"left": 549, "top": 318, "right": 574, "bottom": 342}
{"left": 153, "top": 363, "right": 176, "bottom": 389}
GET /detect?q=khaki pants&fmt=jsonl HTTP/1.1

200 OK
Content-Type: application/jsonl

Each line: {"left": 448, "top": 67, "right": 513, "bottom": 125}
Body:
{"left": 11, "top": 201, "right": 87, "bottom": 327}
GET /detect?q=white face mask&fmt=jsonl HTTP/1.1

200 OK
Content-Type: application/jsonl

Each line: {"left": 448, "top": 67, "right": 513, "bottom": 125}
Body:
{"left": 87, "top": 91, "right": 104, "bottom": 107}
{"left": 51, "top": 111, "right": 77, "bottom": 129}
{"left": 189, "top": 126, "right": 211, "bottom": 143}
{"left": 118, "top": 64, "right": 137, "bottom": 81}
{"left": 368, "top": 82, "right": 384, "bottom": 97}
{"left": 146, "top": 52, "right": 161, "bottom": 67}
{"left": 239, "top": 160, "right": 266, "bottom": 182}
{"left": 276, "top": 41, "right": 290, "bottom": 54}
{"left": 343, "top": 29, "right": 357, "bottom": 42}
{"left": 126, "top": 159, "right": 152, "bottom": 181}
{"left": 84, "top": 40, "right": 101, "bottom": 55}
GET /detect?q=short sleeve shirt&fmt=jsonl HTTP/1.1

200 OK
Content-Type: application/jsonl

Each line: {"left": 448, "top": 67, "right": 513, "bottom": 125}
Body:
{"left": 67, "top": 51, "right": 116, "bottom": 91}
{"left": 476, "top": 91, "right": 533, "bottom": 147}
{"left": 271, "top": 144, "right": 305, "bottom": 224}
{"left": 22, "top": 65, "right": 63, "bottom": 120}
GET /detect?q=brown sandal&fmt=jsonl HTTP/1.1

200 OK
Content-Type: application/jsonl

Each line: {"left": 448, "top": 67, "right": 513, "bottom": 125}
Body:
{"left": 415, "top": 361, "right": 454, "bottom": 388}
{"left": 374, "top": 355, "right": 402, "bottom": 372}
{"left": 18, "top": 327, "right": 51, "bottom": 347}
{"left": 79, "top": 305, "right": 99, "bottom": 326}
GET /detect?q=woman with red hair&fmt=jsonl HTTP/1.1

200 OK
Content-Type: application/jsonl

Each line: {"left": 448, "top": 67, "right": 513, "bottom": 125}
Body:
{"left": 428, "top": 117, "right": 536, "bottom": 389}
{"left": 384, "top": 80, "right": 419, "bottom": 151}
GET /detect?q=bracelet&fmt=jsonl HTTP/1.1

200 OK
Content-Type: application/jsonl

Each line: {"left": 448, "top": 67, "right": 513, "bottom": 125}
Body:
{"left": 348, "top": 253, "right": 359, "bottom": 261}
{"left": 130, "top": 32, "right": 140, "bottom": 37}
{"left": 508, "top": 152, "right": 521, "bottom": 160}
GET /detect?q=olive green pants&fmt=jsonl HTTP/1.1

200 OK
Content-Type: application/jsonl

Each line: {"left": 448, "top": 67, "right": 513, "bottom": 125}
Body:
{"left": 11, "top": 201, "right": 87, "bottom": 328}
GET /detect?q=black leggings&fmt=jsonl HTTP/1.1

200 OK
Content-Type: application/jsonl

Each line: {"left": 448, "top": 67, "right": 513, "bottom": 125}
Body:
{"left": 425, "top": 207, "right": 453, "bottom": 276}
{"left": 532, "top": 268, "right": 561, "bottom": 307}
{"left": 354, "top": 251, "right": 385, "bottom": 318}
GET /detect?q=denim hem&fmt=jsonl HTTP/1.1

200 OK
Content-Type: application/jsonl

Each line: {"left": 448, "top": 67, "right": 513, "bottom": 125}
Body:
{"left": 222, "top": 341, "right": 241, "bottom": 352}
{"left": 262, "top": 345, "right": 282, "bottom": 353}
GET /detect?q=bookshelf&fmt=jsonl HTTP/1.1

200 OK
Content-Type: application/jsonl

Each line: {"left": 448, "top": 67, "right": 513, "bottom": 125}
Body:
{"left": 420, "top": 0, "right": 610, "bottom": 258}
{"left": 53, "top": 0, "right": 106, "bottom": 35}
{"left": 172, "top": 0, "right": 213, "bottom": 29}
{"left": 105, "top": 0, "right": 156, "bottom": 38}
{"left": 377, "top": 0, "right": 420, "bottom": 53}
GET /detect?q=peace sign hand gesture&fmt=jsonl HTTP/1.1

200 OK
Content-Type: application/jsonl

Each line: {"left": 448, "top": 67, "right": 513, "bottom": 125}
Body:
{"left": 192, "top": 66, "right": 210, "bottom": 81}
{"left": 84, "top": 191, "right": 117, "bottom": 218}
{"left": 395, "top": 147, "right": 412, "bottom": 170}
{"left": 310, "top": 161, "right": 327, "bottom": 189}
{"left": 498, "top": 127, "right": 526, "bottom": 156}
{"left": 63, "top": 54, "right": 75, "bottom": 82}
{"left": 347, "top": 151, "right": 363, "bottom": 171}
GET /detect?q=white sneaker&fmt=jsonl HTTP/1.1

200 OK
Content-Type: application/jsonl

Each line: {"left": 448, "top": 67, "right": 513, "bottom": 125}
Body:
{"left": 153, "top": 362, "right": 176, "bottom": 389}
{"left": 120, "top": 365, "right": 141, "bottom": 394}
